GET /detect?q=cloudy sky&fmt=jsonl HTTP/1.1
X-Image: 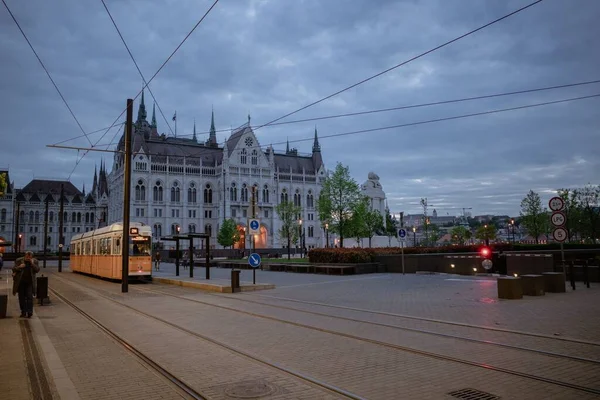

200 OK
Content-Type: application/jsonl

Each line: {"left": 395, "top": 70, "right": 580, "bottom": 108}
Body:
{"left": 1, "top": 0, "right": 599, "bottom": 217}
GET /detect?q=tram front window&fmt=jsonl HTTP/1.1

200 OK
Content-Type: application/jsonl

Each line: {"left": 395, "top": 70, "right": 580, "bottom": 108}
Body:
{"left": 130, "top": 236, "right": 151, "bottom": 256}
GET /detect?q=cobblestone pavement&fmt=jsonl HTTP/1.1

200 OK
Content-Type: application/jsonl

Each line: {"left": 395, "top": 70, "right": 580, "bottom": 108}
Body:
{"left": 50, "top": 269, "right": 600, "bottom": 400}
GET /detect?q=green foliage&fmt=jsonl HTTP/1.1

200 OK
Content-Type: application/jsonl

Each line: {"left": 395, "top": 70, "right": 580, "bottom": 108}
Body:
{"left": 424, "top": 223, "right": 440, "bottom": 245}
{"left": 308, "top": 248, "right": 375, "bottom": 264}
{"left": 576, "top": 184, "right": 600, "bottom": 243}
{"left": 475, "top": 224, "right": 497, "bottom": 241}
{"left": 317, "top": 163, "right": 362, "bottom": 247}
{"left": 275, "top": 200, "right": 302, "bottom": 257}
{"left": 217, "top": 219, "right": 240, "bottom": 248}
{"left": 520, "top": 190, "right": 548, "bottom": 244}
{"left": 450, "top": 226, "right": 471, "bottom": 245}
{"left": 0, "top": 172, "right": 6, "bottom": 196}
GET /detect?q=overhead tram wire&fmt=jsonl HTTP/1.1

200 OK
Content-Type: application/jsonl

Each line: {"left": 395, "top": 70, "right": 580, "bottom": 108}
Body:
{"left": 53, "top": 122, "right": 125, "bottom": 146}
{"left": 52, "top": 78, "right": 600, "bottom": 144}
{"left": 2, "top": 0, "right": 94, "bottom": 147}
{"left": 100, "top": 0, "right": 174, "bottom": 137}
{"left": 67, "top": 0, "right": 221, "bottom": 178}
{"left": 253, "top": 0, "right": 546, "bottom": 131}
{"left": 92, "top": 92, "right": 600, "bottom": 154}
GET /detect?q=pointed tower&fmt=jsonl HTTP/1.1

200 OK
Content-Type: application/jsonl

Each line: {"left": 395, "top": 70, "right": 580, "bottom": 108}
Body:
{"left": 92, "top": 165, "right": 98, "bottom": 198}
{"left": 82, "top": 183, "right": 86, "bottom": 196}
{"left": 193, "top": 119, "right": 197, "bottom": 142}
{"left": 208, "top": 109, "right": 217, "bottom": 146}
{"left": 286, "top": 138, "right": 290, "bottom": 154}
{"left": 136, "top": 89, "right": 147, "bottom": 124}
{"left": 151, "top": 102, "right": 157, "bottom": 129}
{"left": 312, "top": 127, "right": 323, "bottom": 170}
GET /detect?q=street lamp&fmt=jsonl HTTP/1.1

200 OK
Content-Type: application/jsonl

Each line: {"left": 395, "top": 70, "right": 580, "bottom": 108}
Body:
{"left": 484, "top": 224, "right": 489, "bottom": 246}
{"left": 325, "top": 223, "right": 329, "bottom": 248}
{"left": 298, "top": 219, "right": 304, "bottom": 257}
{"left": 18, "top": 233, "right": 22, "bottom": 253}
{"left": 510, "top": 219, "right": 515, "bottom": 243}
{"left": 412, "top": 226, "right": 416, "bottom": 246}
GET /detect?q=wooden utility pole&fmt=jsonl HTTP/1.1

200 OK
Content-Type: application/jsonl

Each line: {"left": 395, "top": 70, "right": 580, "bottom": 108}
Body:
{"left": 121, "top": 98, "right": 133, "bottom": 293}
{"left": 43, "top": 196, "right": 49, "bottom": 268}
{"left": 58, "top": 184, "right": 64, "bottom": 272}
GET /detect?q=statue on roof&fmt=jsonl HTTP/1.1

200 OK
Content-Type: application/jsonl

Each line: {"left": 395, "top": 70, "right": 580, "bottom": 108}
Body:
{"left": 368, "top": 172, "right": 380, "bottom": 181}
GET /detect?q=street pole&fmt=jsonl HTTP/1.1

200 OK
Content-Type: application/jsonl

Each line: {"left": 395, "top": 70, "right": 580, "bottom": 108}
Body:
{"left": 175, "top": 238, "right": 180, "bottom": 276}
{"left": 58, "top": 184, "right": 64, "bottom": 272}
{"left": 43, "top": 197, "right": 49, "bottom": 268}
{"left": 251, "top": 186, "right": 256, "bottom": 284}
{"left": 206, "top": 236, "right": 210, "bottom": 280}
{"left": 14, "top": 201, "right": 20, "bottom": 254}
{"left": 121, "top": 98, "right": 133, "bottom": 293}
{"left": 401, "top": 218, "right": 405, "bottom": 275}
{"left": 189, "top": 237, "right": 194, "bottom": 278}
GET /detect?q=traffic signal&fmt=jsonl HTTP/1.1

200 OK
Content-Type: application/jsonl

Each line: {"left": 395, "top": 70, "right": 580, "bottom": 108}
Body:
{"left": 480, "top": 246, "right": 492, "bottom": 259}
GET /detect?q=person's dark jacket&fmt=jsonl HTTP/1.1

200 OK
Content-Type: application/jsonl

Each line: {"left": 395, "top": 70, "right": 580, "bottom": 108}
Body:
{"left": 12, "top": 257, "right": 40, "bottom": 295}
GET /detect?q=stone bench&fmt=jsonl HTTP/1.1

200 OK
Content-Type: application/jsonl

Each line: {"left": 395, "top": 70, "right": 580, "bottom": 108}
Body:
{"left": 521, "top": 274, "right": 545, "bottom": 296}
{"left": 542, "top": 272, "right": 566, "bottom": 293}
{"left": 497, "top": 276, "right": 523, "bottom": 299}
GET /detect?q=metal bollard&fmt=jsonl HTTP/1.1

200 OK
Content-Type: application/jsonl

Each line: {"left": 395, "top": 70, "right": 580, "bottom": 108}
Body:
{"left": 231, "top": 270, "right": 241, "bottom": 293}
{"left": 36, "top": 276, "right": 49, "bottom": 305}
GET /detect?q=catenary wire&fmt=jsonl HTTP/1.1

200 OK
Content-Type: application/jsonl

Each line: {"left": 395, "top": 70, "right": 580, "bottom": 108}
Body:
{"left": 67, "top": 0, "right": 221, "bottom": 178}
{"left": 52, "top": 78, "right": 600, "bottom": 144}
{"left": 2, "top": 0, "right": 94, "bottom": 147}
{"left": 88, "top": 92, "right": 600, "bottom": 157}
{"left": 253, "top": 0, "right": 546, "bottom": 131}
{"left": 100, "top": 0, "right": 174, "bottom": 137}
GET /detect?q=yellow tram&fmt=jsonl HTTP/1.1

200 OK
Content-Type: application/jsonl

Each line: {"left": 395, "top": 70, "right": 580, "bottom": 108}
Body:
{"left": 70, "top": 222, "right": 152, "bottom": 280}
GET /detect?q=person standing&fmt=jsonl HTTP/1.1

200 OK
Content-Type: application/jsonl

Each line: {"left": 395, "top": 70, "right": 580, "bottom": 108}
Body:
{"left": 12, "top": 251, "right": 40, "bottom": 318}
{"left": 154, "top": 251, "right": 161, "bottom": 271}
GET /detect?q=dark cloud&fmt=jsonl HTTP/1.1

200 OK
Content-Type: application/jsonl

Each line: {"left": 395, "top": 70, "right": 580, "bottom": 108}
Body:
{"left": 1, "top": 0, "right": 599, "bottom": 217}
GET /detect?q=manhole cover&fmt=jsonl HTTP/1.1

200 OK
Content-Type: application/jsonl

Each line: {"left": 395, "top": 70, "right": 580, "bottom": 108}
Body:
{"left": 224, "top": 381, "right": 275, "bottom": 399}
{"left": 448, "top": 388, "right": 500, "bottom": 400}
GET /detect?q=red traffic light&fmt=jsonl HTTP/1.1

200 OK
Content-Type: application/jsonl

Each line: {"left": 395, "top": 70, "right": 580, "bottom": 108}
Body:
{"left": 480, "top": 247, "right": 491, "bottom": 258}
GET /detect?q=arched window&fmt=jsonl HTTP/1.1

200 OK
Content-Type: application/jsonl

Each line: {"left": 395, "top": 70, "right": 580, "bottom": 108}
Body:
{"left": 251, "top": 149, "right": 258, "bottom": 165}
{"left": 35, "top": 211, "right": 40, "bottom": 223}
{"left": 90, "top": 212, "right": 94, "bottom": 223}
{"left": 240, "top": 149, "right": 247, "bottom": 164}
{"left": 77, "top": 212, "right": 81, "bottom": 223}
{"left": 204, "top": 224, "right": 212, "bottom": 237}
{"left": 188, "top": 182, "right": 197, "bottom": 203}
{"left": 153, "top": 181, "right": 163, "bottom": 202}
{"left": 280, "top": 189, "right": 288, "bottom": 204}
{"left": 294, "top": 189, "right": 301, "bottom": 207}
{"left": 262, "top": 185, "right": 269, "bottom": 203}
{"left": 0, "top": 208, "right": 6, "bottom": 222}
{"left": 308, "top": 226, "right": 314, "bottom": 237}
{"left": 72, "top": 212, "right": 77, "bottom": 222}
{"left": 171, "top": 182, "right": 180, "bottom": 202}
{"left": 230, "top": 183, "right": 237, "bottom": 202}
{"left": 49, "top": 211, "right": 54, "bottom": 222}
{"left": 307, "top": 190, "right": 314, "bottom": 208}
{"left": 20, "top": 210, "right": 24, "bottom": 222}
{"left": 63, "top": 212, "right": 68, "bottom": 222}
{"left": 30, "top": 236, "right": 37, "bottom": 246}
{"left": 188, "top": 224, "right": 196, "bottom": 233}
{"left": 47, "top": 236, "right": 51, "bottom": 246}
{"left": 85, "top": 212, "right": 89, "bottom": 223}
{"left": 29, "top": 211, "right": 34, "bottom": 222}
{"left": 135, "top": 179, "right": 146, "bottom": 201}
{"left": 203, "top": 184, "right": 213, "bottom": 204}
{"left": 171, "top": 224, "right": 180, "bottom": 235}
{"left": 153, "top": 224, "right": 162, "bottom": 238}
{"left": 241, "top": 184, "right": 248, "bottom": 202}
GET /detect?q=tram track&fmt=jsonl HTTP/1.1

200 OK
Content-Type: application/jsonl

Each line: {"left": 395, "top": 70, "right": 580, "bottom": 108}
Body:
{"left": 250, "top": 293, "right": 600, "bottom": 347}
{"left": 50, "top": 273, "right": 600, "bottom": 397}
{"left": 48, "top": 277, "right": 366, "bottom": 400}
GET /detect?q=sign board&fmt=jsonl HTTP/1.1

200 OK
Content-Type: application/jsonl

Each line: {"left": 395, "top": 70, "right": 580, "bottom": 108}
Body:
{"left": 248, "top": 219, "right": 260, "bottom": 235}
{"left": 549, "top": 196, "right": 565, "bottom": 212}
{"left": 550, "top": 211, "right": 566, "bottom": 227}
{"left": 248, "top": 253, "right": 261, "bottom": 268}
{"left": 397, "top": 228, "right": 407, "bottom": 240}
{"left": 482, "top": 259, "right": 493, "bottom": 270}
{"left": 552, "top": 227, "right": 568, "bottom": 242}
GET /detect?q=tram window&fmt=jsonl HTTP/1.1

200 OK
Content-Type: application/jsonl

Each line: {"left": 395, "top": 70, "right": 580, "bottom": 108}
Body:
{"left": 106, "top": 238, "right": 112, "bottom": 254}
{"left": 85, "top": 241, "right": 90, "bottom": 255}
{"left": 114, "top": 237, "right": 121, "bottom": 255}
{"left": 130, "top": 236, "right": 151, "bottom": 256}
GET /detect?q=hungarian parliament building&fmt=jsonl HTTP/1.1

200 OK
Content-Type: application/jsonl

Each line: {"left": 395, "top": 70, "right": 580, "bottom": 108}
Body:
{"left": 0, "top": 93, "right": 328, "bottom": 252}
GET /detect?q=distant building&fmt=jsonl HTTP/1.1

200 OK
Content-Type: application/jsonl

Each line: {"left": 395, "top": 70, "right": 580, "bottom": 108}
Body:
{"left": 360, "top": 172, "right": 387, "bottom": 228}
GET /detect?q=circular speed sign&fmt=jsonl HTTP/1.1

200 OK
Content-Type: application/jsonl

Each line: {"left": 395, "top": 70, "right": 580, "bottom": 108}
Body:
{"left": 549, "top": 196, "right": 564, "bottom": 212}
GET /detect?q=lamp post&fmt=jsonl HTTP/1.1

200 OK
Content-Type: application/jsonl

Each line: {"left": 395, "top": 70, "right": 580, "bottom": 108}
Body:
{"left": 325, "top": 223, "right": 329, "bottom": 248}
{"left": 510, "top": 219, "right": 515, "bottom": 244}
{"left": 298, "top": 219, "right": 303, "bottom": 257}
{"left": 412, "top": 226, "right": 416, "bottom": 247}
{"left": 18, "top": 233, "right": 22, "bottom": 253}
{"left": 484, "top": 224, "right": 489, "bottom": 246}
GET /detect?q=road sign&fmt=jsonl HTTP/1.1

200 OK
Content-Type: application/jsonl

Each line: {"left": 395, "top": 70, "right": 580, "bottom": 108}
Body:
{"left": 549, "top": 196, "right": 565, "bottom": 211}
{"left": 551, "top": 211, "right": 566, "bottom": 227}
{"left": 397, "top": 228, "right": 407, "bottom": 240}
{"left": 482, "top": 259, "right": 493, "bottom": 270}
{"left": 248, "top": 219, "right": 260, "bottom": 234}
{"left": 248, "top": 253, "right": 261, "bottom": 268}
{"left": 553, "top": 227, "right": 568, "bottom": 242}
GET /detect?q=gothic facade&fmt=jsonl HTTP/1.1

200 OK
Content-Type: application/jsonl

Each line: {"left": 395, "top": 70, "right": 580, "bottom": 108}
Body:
{"left": 107, "top": 93, "right": 327, "bottom": 249}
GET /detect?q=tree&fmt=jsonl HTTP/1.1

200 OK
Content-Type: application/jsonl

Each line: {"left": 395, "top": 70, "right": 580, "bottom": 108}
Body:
{"left": 349, "top": 197, "right": 368, "bottom": 247}
{"left": 520, "top": 190, "right": 547, "bottom": 244}
{"left": 217, "top": 219, "right": 240, "bottom": 249}
{"left": 0, "top": 172, "right": 6, "bottom": 196}
{"left": 576, "top": 184, "right": 600, "bottom": 243}
{"left": 364, "top": 209, "right": 383, "bottom": 248}
{"left": 317, "top": 163, "right": 362, "bottom": 248}
{"left": 426, "top": 224, "right": 441, "bottom": 246}
{"left": 385, "top": 211, "right": 398, "bottom": 246}
{"left": 450, "top": 226, "right": 471, "bottom": 245}
{"left": 475, "top": 224, "right": 497, "bottom": 244}
{"left": 275, "top": 200, "right": 301, "bottom": 259}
